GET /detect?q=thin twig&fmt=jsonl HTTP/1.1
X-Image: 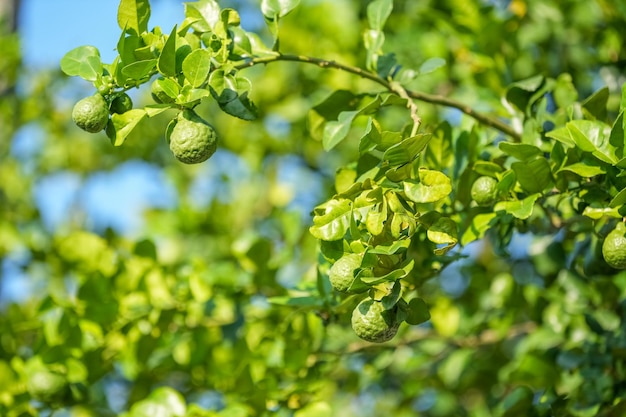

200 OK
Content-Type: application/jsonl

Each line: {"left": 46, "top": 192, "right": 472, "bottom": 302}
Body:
{"left": 235, "top": 53, "right": 521, "bottom": 141}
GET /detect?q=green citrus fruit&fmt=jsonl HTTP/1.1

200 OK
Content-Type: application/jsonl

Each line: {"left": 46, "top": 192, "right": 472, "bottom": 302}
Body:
{"left": 72, "top": 94, "right": 109, "bottom": 133}
{"left": 351, "top": 298, "right": 399, "bottom": 343}
{"left": 27, "top": 370, "right": 69, "bottom": 402}
{"left": 471, "top": 176, "right": 498, "bottom": 207}
{"left": 151, "top": 78, "right": 175, "bottom": 104}
{"left": 328, "top": 253, "right": 362, "bottom": 292}
{"left": 602, "top": 222, "right": 626, "bottom": 269}
{"left": 110, "top": 93, "right": 133, "bottom": 114}
{"left": 169, "top": 110, "right": 218, "bottom": 164}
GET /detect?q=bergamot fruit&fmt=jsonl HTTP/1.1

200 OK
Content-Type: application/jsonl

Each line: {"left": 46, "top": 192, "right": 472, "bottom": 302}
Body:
{"left": 168, "top": 110, "right": 218, "bottom": 164}
{"left": 351, "top": 298, "right": 400, "bottom": 343}
{"left": 471, "top": 176, "right": 498, "bottom": 207}
{"left": 328, "top": 253, "right": 362, "bottom": 292}
{"left": 110, "top": 93, "right": 133, "bottom": 114}
{"left": 72, "top": 94, "right": 109, "bottom": 133}
{"left": 27, "top": 369, "right": 69, "bottom": 403}
{"left": 602, "top": 222, "right": 626, "bottom": 269}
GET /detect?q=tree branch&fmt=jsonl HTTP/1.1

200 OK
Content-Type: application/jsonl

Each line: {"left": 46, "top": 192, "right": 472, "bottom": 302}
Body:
{"left": 235, "top": 53, "right": 521, "bottom": 141}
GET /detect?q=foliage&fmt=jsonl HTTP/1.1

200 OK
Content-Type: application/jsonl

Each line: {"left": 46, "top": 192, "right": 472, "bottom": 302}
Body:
{"left": 2, "top": 0, "right": 626, "bottom": 416}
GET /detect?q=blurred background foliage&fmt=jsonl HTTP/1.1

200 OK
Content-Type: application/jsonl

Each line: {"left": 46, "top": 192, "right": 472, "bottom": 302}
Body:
{"left": 1, "top": 0, "right": 626, "bottom": 416}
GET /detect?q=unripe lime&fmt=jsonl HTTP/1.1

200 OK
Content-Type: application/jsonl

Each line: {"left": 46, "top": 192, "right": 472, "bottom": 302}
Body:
{"left": 602, "top": 222, "right": 626, "bottom": 269}
{"left": 72, "top": 94, "right": 109, "bottom": 133}
{"left": 328, "top": 253, "right": 362, "bottom": 292}
{"left": 151, "top": 78, "right": 175, "bottom": 104}
{"left": 110, "top": 93, "right": 133, "bottom": 114}
{"left": 169, "top": 110, "right": 218, "bottom": 164}
{"left": 471, "top": 176, "right": 498, "bottom": 207}
{"left": 351, "top": 298, "right": 399, "bottom": 343}
{"left": 27, "top": 370, "right": 69, "bottom": 402}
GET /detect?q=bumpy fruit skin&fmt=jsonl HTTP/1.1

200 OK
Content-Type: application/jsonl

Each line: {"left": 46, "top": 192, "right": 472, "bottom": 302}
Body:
{"left": 471, "top": 176, "right": 498, "bottom": 207}
{"left": 169, "top": 110, "right": 218, "bottom": 164}
{"left": 328, "top": 253, "right": 362, "bottom": 292}
{"left": 602, "top": 222, "right": 626, "bottom": 269}
{"left": 27, "top": 370, "right": 69, "bottom": 402}
{"left": 351, "top": 298, "right": 399, "bottom": 343}
{"left": 110, "top": 93, "right": 133, "bottom": 114}
{"left": 72, "top": 94, "right": 109, "bottom": 133}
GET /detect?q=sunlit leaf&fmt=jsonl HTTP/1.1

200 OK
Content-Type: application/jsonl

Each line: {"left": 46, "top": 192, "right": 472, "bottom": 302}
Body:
{"left": 511, "top": 158, "right": 553, "bottom": 194}
{"left": 403, "top": 169, "right": 452, "bottom": 203}
{"left": 105, "top": 109, "right": 147, "bottom": 146}
{"left": 494, "top": 193, "right": 540, "bottom": 220}
{"left": 261, "top": 0, "right": 301, "bottom": 20}
{"left": 117, "top": 0, "right": 151, "bottom": 35}
{"left": 418, "top": 57, "right": 446, "bottom": 75}
{"left": 182, "top": 49, "right": 212, "bottom": 87}
{"left": 461, "top": 212, "right": 498, "bottom": 245}
{"left": 322, "top": 110, "right": 359, "bottom": 151}
{"left": 310, "top": 199, "right": 352, "bottom": 241}
{"left": 367, "top": 0, "right": 393, "bottom": 31}
{"left": 60, "top": 46, "right": 102, "bottom": 81}
{"left": 184, "top": 0, "right": 220, "bottom": 32}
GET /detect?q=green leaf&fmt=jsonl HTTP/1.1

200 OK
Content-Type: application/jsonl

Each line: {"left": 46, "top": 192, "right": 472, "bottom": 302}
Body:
{"left": 377, "top": 53, "right": 400, "bottom": 79}
{"left": 368, "top": 239, "right": 410, "bottom": 255}
{"left": 567, "top": 120, "right": 616, "bottom": 164}
{"left": 229, "top": 27, "right": 253, "bottom": 59}
{"left": 182, "top": 49, "right": 212, "bottom": 87}
{"left": 609, "top": 188, "right": 626, "bottom": 208}
{"left": 367, "top": 0, "right": 393, "bottom": 31}
{"left": 365, "top": 201, "right": 388, "bottom": 236}
{"left": 557, "top": 162, "right": 605, "bottom": 178}
{"left": 158, "top": 26, "right": 178, "bottom": 77}
{"left": 473, "top": 161, "right": 504, "bottom": 177}
{"left": 383, "top": 134, "right": 432, "bottom": 165}
{"left": 511, "top": 158, "right": 553, "bottom": 194}
{"left": 418, "top": 57, "right": 446, "bottom": 75}
{"left": 553, "top": 73, "right": 578, "bottom": 109}
{"left": 117, "top": 0, "right": 151, "bottom": 36}
{"left": 322, "top": 110, "right": 359, "bottom": 151}
{"left": 546, "top": 125, "right": 575, "bottom": 148}
{"left": 219, "top": 91, "right": 258, "bottom": 120}
{"left": 498, "top": 386, "right": 533, "bottom": 416}
{"left": 185, "top": 0, "right": 220, "bottom": 33}
{"left": 121, "top": 59, "right": 157, "bottom": 81}
{"left": 505, "top": 75, "right": 545, "bottom": 112}
{"left": 211, "top": 71, "right": 251, "bottom": 98}
{"left": 461, "top": 212, "right": 498, "bottom": 245}
{"left": 360, "top": 259, "right": 414, "bottom": 284}
{"left": 155, "top": 77, "right": 180, "bottom": 100}
{"left": 403, "top": 169, "right": 452, "bottom": 203}
{"left": 494, "top": 193, "right": 540, "bottom": 220}
{"left": 309, "top": 199, "right": 352, "bottom": 241}
{"left": 261, "top": 0, "right": 301, "bottom": 20}
{"left": 609, "top": 111, "right": 624, "bottom": 154}
{"left": 427, "top": 217, "right": 458, "bottom": 246}
{"left": 267, "top": 296, "right": 323, "bottom": 308}
{"left": 582, "top": 86, "right": 609, "bottom": 121}
{"left": 405, "top": 298, "right": 430, "bottom": 325}
{"left": 582, "top": 206, "right": 622, "bottom": 219}
{"left": 499, "top": 142, "right": 543, "bottom": 161}
{"left": 105, "top": 109, "right": 147, "bottom": 146}
{"left": 60, "top": 46, "right": 102, "bottom": 81}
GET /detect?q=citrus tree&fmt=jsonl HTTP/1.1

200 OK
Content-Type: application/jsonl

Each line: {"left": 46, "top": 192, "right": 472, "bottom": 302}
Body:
{"left": 2, "top": 0, "right": 626, "bottom": 416}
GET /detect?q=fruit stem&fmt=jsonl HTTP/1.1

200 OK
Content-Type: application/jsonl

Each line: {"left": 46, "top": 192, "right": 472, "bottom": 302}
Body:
{"left": 235, "top": 53, "right": 521, "bottom": 141}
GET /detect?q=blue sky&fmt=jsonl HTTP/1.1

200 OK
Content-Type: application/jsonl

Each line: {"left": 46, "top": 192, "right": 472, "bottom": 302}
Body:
{"left": 20, "top": 0, "right": 184, "bottom": 68}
